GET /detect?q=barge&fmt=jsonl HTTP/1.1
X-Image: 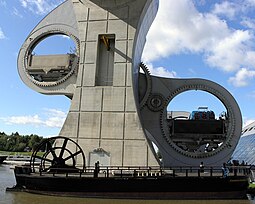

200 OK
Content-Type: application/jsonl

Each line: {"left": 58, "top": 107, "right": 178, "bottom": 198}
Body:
{"left": 7, "top": 136, "right": 251, "bottom": 200}
{"left": 9, "top": 165, "right": 250, "bottom": 200}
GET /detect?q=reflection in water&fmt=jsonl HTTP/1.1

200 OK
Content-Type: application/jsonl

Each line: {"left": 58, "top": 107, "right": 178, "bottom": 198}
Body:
{"left": 1, "top": 165, "right": 254, "bottom": 204}
{"left": 6, "top": 193, "right": 255, "bottom": 204}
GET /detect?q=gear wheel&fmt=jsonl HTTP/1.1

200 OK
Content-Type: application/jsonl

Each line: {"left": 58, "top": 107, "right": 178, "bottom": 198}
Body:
{"left": 139, "top": 62, "right": 152, "bottom": 108}
{"left": 147, "top": 93, "right": 166, "bottom": 112}
{"left": 160, "top": 83, "right": 235, "bottom": 159}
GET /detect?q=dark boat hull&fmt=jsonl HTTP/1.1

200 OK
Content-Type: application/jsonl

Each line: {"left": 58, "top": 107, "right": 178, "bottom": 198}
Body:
{"left": 13, "top": 173, "right": 249, "bottom": 200}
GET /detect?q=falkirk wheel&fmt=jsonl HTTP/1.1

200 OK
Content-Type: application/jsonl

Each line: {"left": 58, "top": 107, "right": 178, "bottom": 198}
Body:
{"left": 18, "top": 0, "right": 242, "bottom": 167}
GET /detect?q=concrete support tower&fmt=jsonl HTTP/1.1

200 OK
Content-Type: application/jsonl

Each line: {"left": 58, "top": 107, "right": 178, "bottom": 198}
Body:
{"left": 18, "top": 0, "right": 160, "bottom": 167}
{"left": 18, "top": 0, "right": 242, "bottom": 167}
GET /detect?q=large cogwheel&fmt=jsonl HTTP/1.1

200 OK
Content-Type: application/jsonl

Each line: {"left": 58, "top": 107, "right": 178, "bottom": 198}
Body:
{"left": 139, "top": 62, "right": 152, "bottom": 109}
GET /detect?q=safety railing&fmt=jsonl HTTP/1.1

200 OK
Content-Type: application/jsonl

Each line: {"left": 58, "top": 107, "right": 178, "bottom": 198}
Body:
{"left": 22, "top": 165, "right": 252, "bottom": 179}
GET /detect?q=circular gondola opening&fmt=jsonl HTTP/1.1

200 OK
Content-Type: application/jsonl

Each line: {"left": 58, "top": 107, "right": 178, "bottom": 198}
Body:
{"left": 26, "top": 34, "right": 78, "bottom": 85}
{"left": 166, "top": 90, "right": 228, "bottom": 156}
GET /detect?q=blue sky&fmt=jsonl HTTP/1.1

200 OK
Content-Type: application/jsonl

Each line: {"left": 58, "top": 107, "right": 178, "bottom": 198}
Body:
{"left": 0, "top": 0, "right": 255, "bottom": 137}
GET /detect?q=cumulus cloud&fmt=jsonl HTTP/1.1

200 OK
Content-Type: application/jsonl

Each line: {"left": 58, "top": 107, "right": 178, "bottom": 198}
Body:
{"left": 228, "top": 68, "right": 255, "bottom": 87}
{"left": 143, "top": 0, "right": 230, "bottom": 63}
{"left": 3, "top": 115, "right": 42, "bottom": 126}
{"left": 0, "top": 27, "right": 6, "bottom": 39}
{"left": 212, "top": 1, "right": 239, "bottom": 20}
{"left": 143, "top": 0, "right": 255, "bottom": 86}
{"left": 146, "top": 63, "right": 177, "bottom": 78}
{"left": 212, "top": 0, "right": 255, "bottom": 19}
{"left": 0, "top": 109, "right": 66, "bottom": 128}
{"left": 206, "top": 30, "right": 255, "bottom": 72}
{"left": 241, "top": 17, "right": 255, "bottom": 29}
{"left": 19, "top": 0, "right": 64, "bottom": 15}
{"left": 43, "top": 108, "right": 66, "bottom": 128}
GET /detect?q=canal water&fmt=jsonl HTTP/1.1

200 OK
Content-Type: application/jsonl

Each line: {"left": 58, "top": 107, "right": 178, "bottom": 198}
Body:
{"left": 1, "top": 165, "right": 255, "bottom": 204}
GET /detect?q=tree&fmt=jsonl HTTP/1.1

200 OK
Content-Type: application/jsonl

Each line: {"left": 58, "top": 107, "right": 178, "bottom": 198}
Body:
{"left": 28, "top": 134, "right": 42, "bottom": 151}
{"left": 0, "top": 135, "right": 7, "bottom": 150}
{"left": 0, "top": 133, "right": 44, "bottom": 152}
{"left": 16, "top": 143, "right": 27, "bottom": 152}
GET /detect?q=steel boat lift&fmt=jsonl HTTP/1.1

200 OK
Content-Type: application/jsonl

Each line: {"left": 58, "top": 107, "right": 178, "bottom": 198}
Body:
{"left": 9, "top": 0, "right": 250, "bottom": 199}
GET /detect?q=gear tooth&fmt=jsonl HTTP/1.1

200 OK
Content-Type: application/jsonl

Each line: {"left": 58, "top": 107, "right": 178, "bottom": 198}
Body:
{"left": 146, "top": 68, "right": 151, "bottom": 76}
{"left": 139, "top": 62, "right": 152, "bottom": 108}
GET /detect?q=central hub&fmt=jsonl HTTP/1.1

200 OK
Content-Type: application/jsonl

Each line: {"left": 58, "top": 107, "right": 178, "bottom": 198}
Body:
{"left": 52, "top": 157, "right": 65, "bottom": 168}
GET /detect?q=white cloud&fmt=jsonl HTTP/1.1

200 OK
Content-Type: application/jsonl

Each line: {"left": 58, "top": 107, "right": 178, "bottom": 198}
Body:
{"left": 0, "top": 27, "right": 6, "bottom": 39}
{"left": 19, "top": 0, "right": 64, "bottom": 15}
{"left": 206, "top": 30, "right": 255, "bottom": 72}
{"left": 0, "top": 109, "right": 66, "bottom": 128}
{"left": 212, "top": 1, "right": 239, "bottom": 20}
{"left": 228, "top": 68, "right": 255, "bottom": 87}
{"left": 211, "top": 0, "right": 255, "bottom": 19}
{"left": 12, "top": 7, "right": 23, "bottom": 18}
{"left": 143, "top": 0, "right": 255, "bottom": 84}
{"left": 241, "top": 17, "right": 255, "bottom": 29}
{"left": 44, "top": 108, "right": 66, "bottom": 117}
{"left": 143, "top": 0, "right": 231, "bottom": 63}
{"left": 43, "top": 108, "right": 66, "bottom": 128}
{"left": 146, "top": 63, "right": 177, "bottom": 78}
{"left": 3, "top": 115, "right": 42, "bottom": 125}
